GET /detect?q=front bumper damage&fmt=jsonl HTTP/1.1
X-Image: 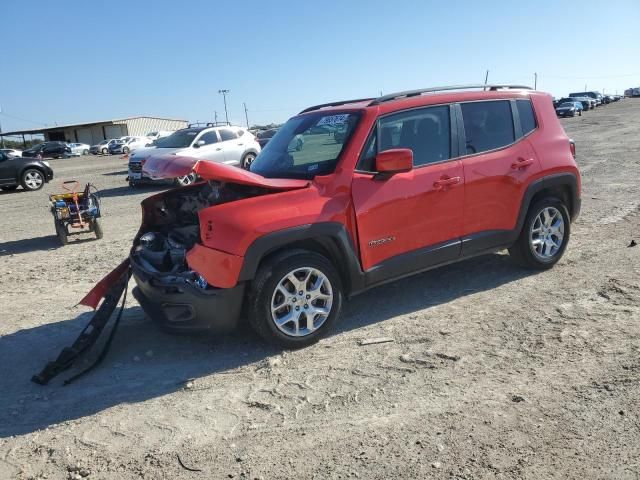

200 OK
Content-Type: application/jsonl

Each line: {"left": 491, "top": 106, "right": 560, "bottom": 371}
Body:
{"left": 131, "top": 252, "right": 245, "bottom": 333}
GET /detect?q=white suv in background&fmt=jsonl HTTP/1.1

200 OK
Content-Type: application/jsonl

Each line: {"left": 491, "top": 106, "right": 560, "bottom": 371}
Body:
{"left": 128, "top": 124, "right": 261, "bottom": 187}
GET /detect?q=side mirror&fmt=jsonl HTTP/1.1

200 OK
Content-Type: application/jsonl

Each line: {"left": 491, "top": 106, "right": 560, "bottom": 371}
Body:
{"left": 193, "top": 140, "right": 205, "bottom": 148}
{"left": 374, "top": 148, "right": 413, "bottom": 179}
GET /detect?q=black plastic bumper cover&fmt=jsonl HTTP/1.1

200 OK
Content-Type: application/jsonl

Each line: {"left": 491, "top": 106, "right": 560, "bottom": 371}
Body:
{"left": 131, "top": 261, "right": 245, "bottom": 334}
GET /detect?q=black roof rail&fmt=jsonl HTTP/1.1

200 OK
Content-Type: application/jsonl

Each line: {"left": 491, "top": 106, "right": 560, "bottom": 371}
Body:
{"left": 369, "top": 84, "right": 533, "bottom": 106}
{"left": 187, "top": 121, "right": 232, "bottom": 128}
{"left": 299, "top": 97, "right": 375, "bottom": 114}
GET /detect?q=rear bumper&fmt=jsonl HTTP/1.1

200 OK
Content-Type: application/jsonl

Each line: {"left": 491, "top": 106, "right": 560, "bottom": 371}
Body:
{"left": 131, "top": 256, "right": 245, "bottom": 333}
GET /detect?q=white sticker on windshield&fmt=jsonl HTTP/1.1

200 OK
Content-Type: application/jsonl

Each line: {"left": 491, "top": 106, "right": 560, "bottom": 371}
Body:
{"left": 308, "top": 164, "right": 319, "bottom": 171}
{"left": 316, "top": 114, "right": 349, "bottom": 126}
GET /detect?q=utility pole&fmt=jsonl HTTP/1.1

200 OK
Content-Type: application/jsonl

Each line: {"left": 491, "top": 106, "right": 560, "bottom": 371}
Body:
{"left": 584, "top": 83, "right": 587, "bottom": 91}
{"left": 218, "top": 89, "right": 230, "bottom": 124}
{"left": 243, "top": 102, "right": 249, "bottom": 128}
{"left": 534, "top": 72, "right": 537, "bottom": 90}
{"left": 214, "top": 111, "right": 218, "bottom": 124}
{"left": 0, "top": 104, "right": 4, "bottom": 148}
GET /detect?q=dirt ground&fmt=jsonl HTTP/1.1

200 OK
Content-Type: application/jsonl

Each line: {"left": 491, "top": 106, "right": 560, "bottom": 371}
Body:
{"left": 0, "top": 100, "right": 638, "bottom": 480}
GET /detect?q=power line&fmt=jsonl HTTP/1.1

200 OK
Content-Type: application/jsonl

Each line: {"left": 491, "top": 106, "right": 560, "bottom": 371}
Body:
{"left": 0, "top": 111, "right": 48, "bottom": 126}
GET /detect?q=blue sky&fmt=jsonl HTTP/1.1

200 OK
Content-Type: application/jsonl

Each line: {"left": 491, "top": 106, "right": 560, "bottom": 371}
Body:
{"left": 1, "top": 0, "right": 638, "bottom": 134}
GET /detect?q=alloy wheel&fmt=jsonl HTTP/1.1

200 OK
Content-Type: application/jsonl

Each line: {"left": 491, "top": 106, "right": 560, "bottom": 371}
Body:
{"left": 270, "top": 267, "right": 333, "bottom": 337}
{"left": 530, "top": 206, "right": 564, "bottom": 260}
{"left": 24, "top": 171, "right": 43, "bottom": 190}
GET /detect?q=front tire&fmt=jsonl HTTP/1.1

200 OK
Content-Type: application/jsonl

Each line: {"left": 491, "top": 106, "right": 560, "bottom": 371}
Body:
{"left": 123, "top": 146, "right": 130, "bottom": 154}
{"left": 509, "top": 197, "right": 570, "bottom": 269}
{"left": 55, "top": 221, "right": 68, "bottom": 246}
{"left": 92, "top": 218, "right": 104, "bottom": 239}
{"left": 21, "top": 169, "right": 45, "bottom": 191}
{"left": 248, "top": 250, "right": 343, "bottom": 348}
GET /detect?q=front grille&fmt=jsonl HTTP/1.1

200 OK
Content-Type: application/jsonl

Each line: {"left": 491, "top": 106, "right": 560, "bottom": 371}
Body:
{"left": 129, "top": 163, "right": 142, "bottom": 173}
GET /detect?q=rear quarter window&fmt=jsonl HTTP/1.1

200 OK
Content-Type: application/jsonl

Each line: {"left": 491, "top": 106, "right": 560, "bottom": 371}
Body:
{"left": 516, "top": 99, "right": 537, "bottom": 135}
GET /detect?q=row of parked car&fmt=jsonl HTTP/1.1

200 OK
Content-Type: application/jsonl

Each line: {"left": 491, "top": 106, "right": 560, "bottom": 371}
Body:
{"left": 553, "top": 90, "right": 624, "bottom": 117}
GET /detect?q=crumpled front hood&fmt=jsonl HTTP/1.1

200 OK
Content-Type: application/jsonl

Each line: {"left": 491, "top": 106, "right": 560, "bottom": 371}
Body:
{"left": 142, "top": 155, "right": 309, "bottom": 190}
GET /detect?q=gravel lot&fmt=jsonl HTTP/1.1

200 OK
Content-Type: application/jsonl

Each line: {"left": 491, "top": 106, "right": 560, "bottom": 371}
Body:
{"left": 1, "top": 100, "right": 639, "bottom": 480}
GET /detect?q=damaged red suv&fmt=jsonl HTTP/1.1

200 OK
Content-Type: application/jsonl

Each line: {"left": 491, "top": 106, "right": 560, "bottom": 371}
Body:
{"left": 93, "top": 85, "right": 581, "bottom": 349}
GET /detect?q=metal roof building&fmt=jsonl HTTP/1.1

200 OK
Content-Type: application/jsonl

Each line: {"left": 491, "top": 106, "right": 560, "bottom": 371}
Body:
{"left": 0, "top": 116, "right": 188, "bottom": 146}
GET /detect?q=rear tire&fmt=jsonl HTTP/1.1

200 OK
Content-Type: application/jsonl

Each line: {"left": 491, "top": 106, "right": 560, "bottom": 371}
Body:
{"left": 175, "top": 173, "right": 196, "bottom": 187}
{"left": 101, "top": 148, "right": 108, "bottom": 155}
{"left": 241, "top": 152, "right": 256, "bottom": 170}
{"left": 83, "top": 149, "right": 89, "bottom": 155}
{"left": 123, "top": 146, "right": 130, "bottom": 154}
{"left": 509, "top": 197, "right": 570, "bottom": 269}
{"left": 248, "top": 250, "right": 343, "bottom": 349}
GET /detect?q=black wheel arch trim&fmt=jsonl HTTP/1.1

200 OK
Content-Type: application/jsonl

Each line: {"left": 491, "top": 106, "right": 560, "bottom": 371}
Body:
{"left": 515, "top": 172, "right": 580, "bottom": 236}
{"left": 238, "top": 222, "right": 366, "bottom": 295}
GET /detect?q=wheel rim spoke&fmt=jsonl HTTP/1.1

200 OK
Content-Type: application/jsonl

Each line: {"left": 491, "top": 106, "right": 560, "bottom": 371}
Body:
{"left": 529, "top": 206, "right": 565, "bottom": 260}
{"left": 271, "top": 266, "right": 333, "bottom": 337}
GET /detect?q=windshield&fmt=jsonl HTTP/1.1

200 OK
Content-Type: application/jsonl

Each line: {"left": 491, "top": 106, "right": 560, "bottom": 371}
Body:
{"left": 559, "top": 102, "right": 575, "bottom": 108}
{"left": 250, "top": 112, "right": 360, "bottom": 179}
{"left": 154, "top": 129, "right": 199, "bottom": 148}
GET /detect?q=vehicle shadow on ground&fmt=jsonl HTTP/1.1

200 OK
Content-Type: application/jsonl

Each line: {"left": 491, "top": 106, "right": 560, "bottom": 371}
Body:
{"left": 101, "top": 170, "right": 129, "bottom": 176}
{"left": 0, "top": 235, "right": 61, "bottom": 255}
{"left": 0, "top": 252, "right": 535, "bottom": 437}
{"left": 98, "top": 184, "right": 167, "bottom": 198}
{"left": 0, "top": 188, "right": 27, "bottom": 195}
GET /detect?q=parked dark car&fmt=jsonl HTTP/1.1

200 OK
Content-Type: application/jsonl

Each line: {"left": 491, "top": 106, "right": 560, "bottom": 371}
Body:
{"left": 557, "top": 97, "right": 592, "bottom": 111}
{"left": 556, "top": 101, "right": 582, "bottom": 117}
{"left": 256, "top": 128, "right": 279, "bottom": 148}
{"left": 570, "top": 91, "right": 603, "bottom": 106}
{"left": 107, "top": 139, "right": 126, "bottom": 154}
{"left": 0, "top": 150, "right": 54, "bottom": 191}
{"left": 22, "top": 141, "right": 71, "bottom": 159}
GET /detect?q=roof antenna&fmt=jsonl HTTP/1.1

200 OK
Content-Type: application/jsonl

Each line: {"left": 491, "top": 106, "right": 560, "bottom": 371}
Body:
{"left": 484, "top": 70, "right": 489, "bottom": 91}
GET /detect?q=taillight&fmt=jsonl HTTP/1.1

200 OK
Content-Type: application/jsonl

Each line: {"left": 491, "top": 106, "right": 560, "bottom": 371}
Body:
{"left": 569, "top": 140, "right": 576, "bottom": 158}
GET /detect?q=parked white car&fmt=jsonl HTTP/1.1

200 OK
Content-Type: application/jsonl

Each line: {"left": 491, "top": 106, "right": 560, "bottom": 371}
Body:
{"left": 67, "top": 143, "right": 90, "bottom": 156}
{"left": 123, "top": 136, "right": 150, "bottom": 153}
{"left": 128, "top": 125, "right": 261, "bottom": 186}
{"left": 0, "top": 148, "right": 22, "bottom": 158}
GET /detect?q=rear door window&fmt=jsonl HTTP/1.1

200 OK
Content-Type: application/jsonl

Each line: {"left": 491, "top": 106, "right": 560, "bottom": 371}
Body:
{"left": 219, "top": 129, "right": 237, "bottom": 141}
{"left": 461, "top": 100, "right": 515, "bottom": 154}
{"left": 516, "top": 99, "right": 537, "bottom": 135}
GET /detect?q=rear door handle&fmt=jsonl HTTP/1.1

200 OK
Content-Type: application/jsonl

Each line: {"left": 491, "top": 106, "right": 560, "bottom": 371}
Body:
{"left": 433, "top": 176, "right": 461, "bottom": 189}
{"left": 511, "top": 158, "right": 535, "bottom": 169}
{"left": 215, "top": 147, "right": 223, "bottom": 151}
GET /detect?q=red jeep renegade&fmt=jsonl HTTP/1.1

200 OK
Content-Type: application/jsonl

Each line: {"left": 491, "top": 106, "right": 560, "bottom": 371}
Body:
{"left": 106, "top": 85, "right": 581, "bottom": 348}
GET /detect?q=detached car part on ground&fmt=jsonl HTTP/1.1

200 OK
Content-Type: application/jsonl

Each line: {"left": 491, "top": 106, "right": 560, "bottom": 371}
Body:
{"left": 35, "top": 85, "right": 582, "bottom": 384}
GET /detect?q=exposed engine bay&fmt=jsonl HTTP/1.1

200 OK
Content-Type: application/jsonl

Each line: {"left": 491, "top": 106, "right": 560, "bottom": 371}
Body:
{"left": 131, "top": 181, "right": 268, "bottom": 281}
